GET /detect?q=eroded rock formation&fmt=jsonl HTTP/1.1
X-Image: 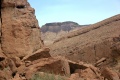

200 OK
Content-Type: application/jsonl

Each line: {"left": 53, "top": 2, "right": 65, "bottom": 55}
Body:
{"left": 0, "top": 0, "right": 43, "bottom": 79}
{"left": 1, "top": 0, "right": 43, "bottom": 58}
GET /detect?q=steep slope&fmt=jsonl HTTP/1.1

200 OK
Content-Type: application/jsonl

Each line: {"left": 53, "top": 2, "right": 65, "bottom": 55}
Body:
{"left": 41, "top": 21, "right": 89, "bottom": 45}
{"left": 50, "top": 14, "right": 120, "bottom": 65}
{"left": 1, "top": 0, "right": 43, "bottom": 58}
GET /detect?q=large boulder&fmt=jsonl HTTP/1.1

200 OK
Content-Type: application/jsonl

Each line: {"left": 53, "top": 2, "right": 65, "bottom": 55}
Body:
{"left": 1, "top": 0, "right": 43, "bottom": 58}
{"left": 17, "top": 58, "right": 70, "bottom": 79}
{"left": 101, "top": 67, "right": 120, "bottom": 80}
{"left": 22, "top": 47, "right": 51, "bottom": 61}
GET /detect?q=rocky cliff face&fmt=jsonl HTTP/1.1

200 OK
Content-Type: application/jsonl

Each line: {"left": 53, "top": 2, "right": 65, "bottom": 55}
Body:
{"left": 1, "top": 0, "right": 43, "bottom": 58}
{"left": 41, "top": 21, "right": 89, "bottom": 45}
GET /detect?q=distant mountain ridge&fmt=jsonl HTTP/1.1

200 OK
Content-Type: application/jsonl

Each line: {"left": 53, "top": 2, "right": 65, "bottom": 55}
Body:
{"left": 41, "top": 21, "right": 89, "bottom": 33}
{"left": 41, "top": 21, "right": 89, "bottom": 45}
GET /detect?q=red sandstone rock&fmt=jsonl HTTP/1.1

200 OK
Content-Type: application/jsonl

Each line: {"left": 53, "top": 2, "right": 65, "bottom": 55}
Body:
{"left": 12, "top": 74, "right": 22, "bottom": 80}
{"left": 68, "top": 73, "right": 81, "bottom": 80}
{"left": 80, "top": 68, "right": 98, "bottom": 79}
{"left": 101, "top": 67, "right": 120, "bottom": 80}
{"left": 1, "top": 0, "right": 43, "bottom": 58}
{"left": 24, "top": 58, "right": 70, "bottom": 79}
{"left": 11, "top": 57, "right": 23, "bottom": 67}
{"left": 22, "top": 47, "right": 51, "bottom": 61}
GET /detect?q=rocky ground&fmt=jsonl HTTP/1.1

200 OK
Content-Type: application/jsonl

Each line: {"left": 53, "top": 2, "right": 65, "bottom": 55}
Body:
{"left": 0, "top": 0, "right": 120, "bottom": 80}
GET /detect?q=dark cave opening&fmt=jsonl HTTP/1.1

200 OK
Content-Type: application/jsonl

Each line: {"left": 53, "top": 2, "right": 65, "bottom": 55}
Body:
{"left": 16, "top": 5, "right": 26, "bottom": 9}
{"left": 69, "top": 63, "right": 87, "bottom": 74}
{"left": 0, "top": 0, "right": 2, "bottom": 18}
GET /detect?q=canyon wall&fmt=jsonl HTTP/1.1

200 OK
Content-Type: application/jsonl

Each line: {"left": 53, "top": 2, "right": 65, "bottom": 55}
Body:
{"left": 1, "top": 0, "right": 43, "bottom": 58}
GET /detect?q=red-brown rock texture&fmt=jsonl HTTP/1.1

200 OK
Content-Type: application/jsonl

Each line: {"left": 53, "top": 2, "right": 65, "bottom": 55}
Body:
{"left": 0, "top": 0, "right": 120, "bottom": 80}
{"left": 1, "top": 0, "right": 43, "bottom": 58}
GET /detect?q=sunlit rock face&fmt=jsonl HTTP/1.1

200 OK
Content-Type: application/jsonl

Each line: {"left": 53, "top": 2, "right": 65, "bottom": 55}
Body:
{"left": 1, "top": 0, "right": 43, "bottom": 58}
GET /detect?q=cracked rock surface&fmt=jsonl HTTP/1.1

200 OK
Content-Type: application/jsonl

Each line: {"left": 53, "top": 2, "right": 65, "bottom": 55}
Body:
{"left": 1, "top": 0, "right": 43, "bottom": 58}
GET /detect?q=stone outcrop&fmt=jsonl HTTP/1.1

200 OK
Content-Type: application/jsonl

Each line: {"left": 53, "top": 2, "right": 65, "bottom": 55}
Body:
{"left": 101, "top": 67, "right": 120, "bottom": 80}
{"left": 0, "top": 0, "right": 43, "bottom": 79}
{"left": 1, "top": 0, "right": 43, "bottom": 58}
{"left": 22, "top": 47, "right": 50, "bottom": 61}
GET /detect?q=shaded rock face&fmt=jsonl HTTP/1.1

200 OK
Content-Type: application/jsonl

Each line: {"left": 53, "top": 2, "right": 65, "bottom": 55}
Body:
{"left": 50, "top": 14, "right": 120, "bottom": 65}
{"left": 1, "top": 0, "right": 43, "bottom": 57}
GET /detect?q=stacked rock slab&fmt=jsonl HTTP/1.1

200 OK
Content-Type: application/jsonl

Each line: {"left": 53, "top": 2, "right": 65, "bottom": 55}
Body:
{"left": 1, "top": 0, "right": 43, "bottom": 58}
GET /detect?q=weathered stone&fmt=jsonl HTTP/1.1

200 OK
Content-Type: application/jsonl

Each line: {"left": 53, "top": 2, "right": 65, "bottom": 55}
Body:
{"left": 101, "top": 67, "right": 120, "bottom": 80}
{"left": 0, "top": 70, "right": 12, "bottom": 80}
{"left": 16, "top": 58, "right": 70, "bottom": 79}
{"left": 12, "top": 74, "right": 23, "bottom": 80}
{"left": 23, "top": 47, "right": 51, "bottom": 61}
{"left": 1, "top": 0, "right": 43, "bottom": 58}
{"left": 95, "top": 57, "right": 106, "bottom": 67}
{"left": 7, "top": 59, "right": 17, "bottom": 74}
{"left": 10, "top": 57, "right": 23, "bottom": 67}
{"left": 80, "top": 68, "right": 98, "bottom": 79}
{"left": 68, "top": 73, "right": 81, "bottom": 80}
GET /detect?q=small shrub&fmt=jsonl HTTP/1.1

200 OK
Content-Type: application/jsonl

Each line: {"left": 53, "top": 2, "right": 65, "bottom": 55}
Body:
{"left": 30, "top": 73, "right": 65, "bottom": 80}
{"left": 30, "top": 73, "right": 41, "bottom": 80}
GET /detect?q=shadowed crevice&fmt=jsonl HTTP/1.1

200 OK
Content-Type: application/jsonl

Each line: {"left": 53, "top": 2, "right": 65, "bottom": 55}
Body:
{"left": 16, "top": 5, "right": 26, "bottom": 9}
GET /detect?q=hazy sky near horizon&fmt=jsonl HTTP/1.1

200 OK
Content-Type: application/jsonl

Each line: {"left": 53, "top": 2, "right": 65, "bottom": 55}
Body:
{"left": 28, "top": 0, "right": 120, "bottom": 26}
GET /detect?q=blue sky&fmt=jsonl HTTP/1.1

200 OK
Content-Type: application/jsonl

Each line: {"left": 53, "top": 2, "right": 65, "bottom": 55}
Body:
{"left": 28, "top": 0, "right": 120, "bottom": 27}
